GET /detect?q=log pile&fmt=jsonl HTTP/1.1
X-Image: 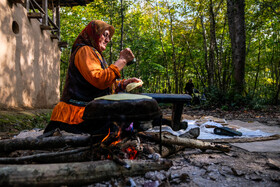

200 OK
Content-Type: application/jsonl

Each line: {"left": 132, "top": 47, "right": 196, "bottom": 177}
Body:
{"left": 0, "top": 127, "right": 231, "bottom": 185}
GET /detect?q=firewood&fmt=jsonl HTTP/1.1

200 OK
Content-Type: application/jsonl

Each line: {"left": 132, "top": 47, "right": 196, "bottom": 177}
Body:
{"left": 0, "top": 135, "right": 97, "bottom": 152}
{"left": 205, "top": 134, "right": 280, "bottom": 143}
{"left": 144, "top": 142, "right": 189, "bottom": 158}
{"left": 159, "top": 145, "right": 186, "bottom": 158}
{"left": 140, "top": 132, "right": 231, "bottom": 152}
{"left": 0, "top": 147, "right": 90, "bottom": 164}
{"left": 117, "top": 138, "right": 142, "bottom": 152}
{"left": 0, "top": 159, "right": 172, "bottom": 186}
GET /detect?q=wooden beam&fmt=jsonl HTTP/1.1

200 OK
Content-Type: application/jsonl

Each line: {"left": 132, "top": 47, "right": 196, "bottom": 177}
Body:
{"left": 40, "top": 25, "right": 52, "bottom": 30}
{"left": 10, "top": 0, "right": 24, "bottom": 4}
{"left": 58, "top": 41, "right": 68, "bottom": 48}
{"left": 27, "top": 12, "right": 43, "bottom": 19}
{"left": 30, "top": 0, "right": 45, "bottom": 14}
{"left": 48, "top": 17, "right": 59, "bottom": 30}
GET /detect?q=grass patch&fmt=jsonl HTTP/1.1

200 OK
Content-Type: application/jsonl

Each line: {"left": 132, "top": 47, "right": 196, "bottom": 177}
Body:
{"left": 0, "top": 109, "right": 52, "bottom": 134}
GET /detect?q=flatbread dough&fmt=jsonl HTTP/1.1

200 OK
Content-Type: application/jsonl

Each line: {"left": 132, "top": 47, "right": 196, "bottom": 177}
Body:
{"left": 94, "top": 93, "right": 152, "bottom": 101}
{"left": 126, "top": 80, "right": 143, "bottom": 92}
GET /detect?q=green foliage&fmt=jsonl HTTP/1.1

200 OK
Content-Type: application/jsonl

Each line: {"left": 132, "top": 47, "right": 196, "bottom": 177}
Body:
{"left": 58, "top": 0, "right": 280, "bottom": 108}
{"left": 203, "top": 86, "right": 275, "bottom": 110}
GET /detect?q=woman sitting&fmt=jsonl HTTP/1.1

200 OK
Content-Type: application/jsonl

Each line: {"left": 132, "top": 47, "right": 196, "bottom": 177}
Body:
{"left": 44, "top": 20, "right": 141, "bottom": 135}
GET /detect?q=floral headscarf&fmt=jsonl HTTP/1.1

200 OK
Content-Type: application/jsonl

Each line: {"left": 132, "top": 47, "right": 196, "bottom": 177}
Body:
{"left": 71, "top": 20, "right": 115, "bottom": 53}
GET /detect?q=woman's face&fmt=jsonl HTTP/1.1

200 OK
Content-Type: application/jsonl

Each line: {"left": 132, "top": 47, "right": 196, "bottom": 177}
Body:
{"left": 98, "top": 30, "right": 110, "bottom": 52}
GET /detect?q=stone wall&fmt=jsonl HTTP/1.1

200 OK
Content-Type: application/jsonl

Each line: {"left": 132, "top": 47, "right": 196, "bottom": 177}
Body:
{"left": 0, "top": 1, "right": 60, "bottom": 109}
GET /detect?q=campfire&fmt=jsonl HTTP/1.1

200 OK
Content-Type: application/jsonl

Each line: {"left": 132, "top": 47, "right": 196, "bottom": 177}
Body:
{"left": 0, "top": 94, "right": 231, "bottom": 186}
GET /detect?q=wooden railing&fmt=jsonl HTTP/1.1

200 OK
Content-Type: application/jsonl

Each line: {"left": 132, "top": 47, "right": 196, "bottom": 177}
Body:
{"left": 15, "top": 0, "right": 68, "bottom": 48}
{"left": 9, "top": 0, "right": 68, "bottom": 48}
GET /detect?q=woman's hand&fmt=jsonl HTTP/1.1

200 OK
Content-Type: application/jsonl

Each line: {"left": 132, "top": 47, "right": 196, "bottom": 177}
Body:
{"left": 119, "top": 48, "right": 135, "bottom": 63}
{"left": 114, "top": 48, "right": 135, "bottom": 71}
{"left": 123, "top": 78, "right": 142, "bottom": 88}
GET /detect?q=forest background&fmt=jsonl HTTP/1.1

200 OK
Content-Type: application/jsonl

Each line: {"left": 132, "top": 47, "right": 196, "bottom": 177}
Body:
{"left": 58, "top": 0, "right": 280, "bottom": 110}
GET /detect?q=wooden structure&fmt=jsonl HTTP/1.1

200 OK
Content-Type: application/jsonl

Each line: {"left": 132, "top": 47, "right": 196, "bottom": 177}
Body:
{"left": 16, "top": 0, "right": 94, "bottom": 48}
{"left": 0, "top": 0, "right": 93, "bottom": 108}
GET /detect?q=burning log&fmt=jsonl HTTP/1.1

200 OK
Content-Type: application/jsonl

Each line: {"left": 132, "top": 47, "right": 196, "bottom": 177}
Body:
{"left": 0, "top": 159, "right": 172, "bottom": 186}
{"left": 140, "top": 132, "right": 231, "bottom": 152}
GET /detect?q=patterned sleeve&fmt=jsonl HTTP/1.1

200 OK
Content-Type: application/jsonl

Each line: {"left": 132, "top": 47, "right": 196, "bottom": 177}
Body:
{"left": 113, "top": 79, "right": 126, "bottom": 93}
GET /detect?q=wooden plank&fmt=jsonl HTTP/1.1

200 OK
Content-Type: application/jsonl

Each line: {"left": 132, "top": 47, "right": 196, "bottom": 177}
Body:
{"left": 27, "top": 12, "right": 43, "bottom": 19}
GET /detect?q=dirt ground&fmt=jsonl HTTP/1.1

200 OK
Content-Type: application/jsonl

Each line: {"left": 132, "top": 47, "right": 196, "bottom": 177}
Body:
{"left": 0, "top": 107, "right": 280, "bottom": 186}
{"left": 89, "top": 106, "right": 280, "bottom": 187}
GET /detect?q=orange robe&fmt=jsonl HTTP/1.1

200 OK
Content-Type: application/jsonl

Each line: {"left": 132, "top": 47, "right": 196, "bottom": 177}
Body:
{"left": 50, "top": 46, "right": 123, "bottom": 125}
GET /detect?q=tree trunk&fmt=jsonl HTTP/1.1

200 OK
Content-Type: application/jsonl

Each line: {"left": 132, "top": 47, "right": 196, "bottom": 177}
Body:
{"left": 109, "top": 1, "right": 114, "bottom": 64}
{"left": 200, "top": 13, "right": 209, "bottom": 84}
{"left": 185, "top": 39, "right": 206, "bottom": 89}
{"left": 227, "top": 0, "right": 246, "bottom": 94}
{"left": 217, "top": 16, "right": 227, "bottom": 89}
{"left": 156, "top": 3, "right": 171, "bottom": 92}
{"left": 120, "top": 0, "right": 124, "bottom": 78}
{"left": 252, "top": 42, "right": 261, "bottom": 97}
{"left": 208, "top": 0, "right": 216, "bottom": 87}
{"left": 168, "top": 7, "right": 179, "bottom": 94}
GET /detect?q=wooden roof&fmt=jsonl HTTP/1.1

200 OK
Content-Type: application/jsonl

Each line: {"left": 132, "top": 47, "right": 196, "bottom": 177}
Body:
{"left": 35, "top": 0, "right": 94, "bottom": 7}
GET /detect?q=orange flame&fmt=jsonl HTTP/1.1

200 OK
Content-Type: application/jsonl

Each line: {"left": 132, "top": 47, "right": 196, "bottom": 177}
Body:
{"left": 101, "top": 124, "right": 122, "bottom": 146}
{"left": 101, "top": 128, "right": 111, "bottom": 143}
{"left": 110, "top": 127, "right": 122, "bottom": 145}
{"left": 125, "top": 146, "right": 138, "bottom": 160}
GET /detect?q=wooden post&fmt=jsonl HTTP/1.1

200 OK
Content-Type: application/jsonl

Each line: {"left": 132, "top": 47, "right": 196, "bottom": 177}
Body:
{"left": 27, "top": 12, "right": 43, "bottom": 19}
{"left": 52, "top": 7, "right": 55, "bottom": 22}
{"left": 25, "top": 0, "right": 30, "bottom": 12}
{"left": 171, "top": 103, "right": 184, "bottom": 131}
{"left": 42, "top": 0, "right": 48, "bottom": 26}
{"left": 56, "top": 0, "right": 60, "bottom": 40}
